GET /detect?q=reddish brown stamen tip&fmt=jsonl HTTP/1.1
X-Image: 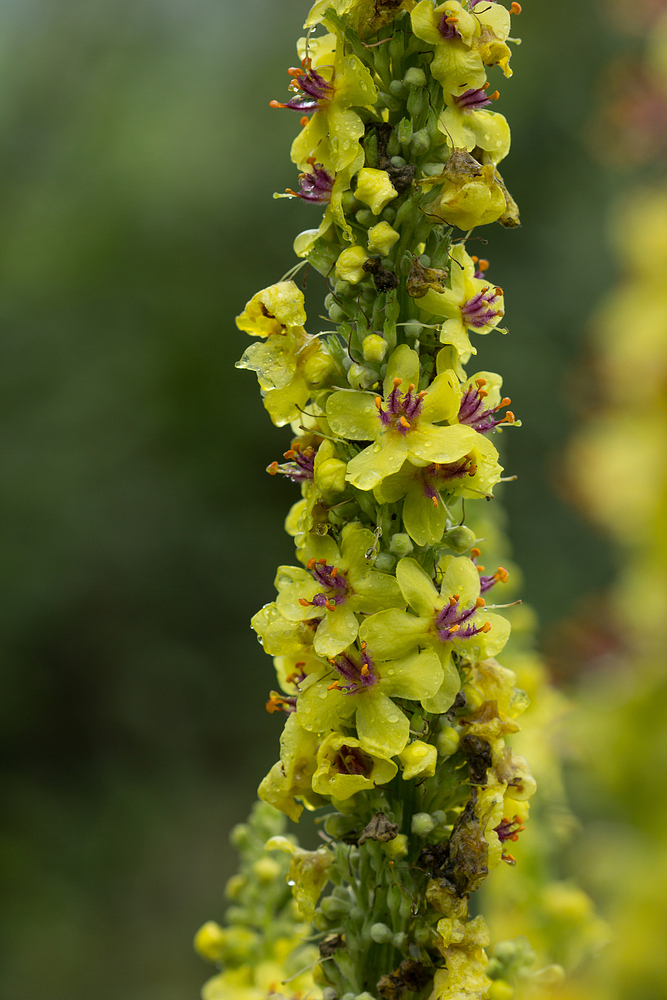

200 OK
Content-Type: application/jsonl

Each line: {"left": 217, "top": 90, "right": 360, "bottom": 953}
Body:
{"left": 299, "top": 598, "right": 311, "bottom": 607}
{"left": 307, "top": 558, "right": 317, "bottom": 569}
{"left": 287, "top": 66, "right": 304, "bottom": 77}
{"left": 325, "top": 600, "right": 336, "bottom": 611}
{"left": 495, "top": 286, "right": 503, "bottom": 295}
{"left": 331, "top": 567, "right": 338, "bottom": 578}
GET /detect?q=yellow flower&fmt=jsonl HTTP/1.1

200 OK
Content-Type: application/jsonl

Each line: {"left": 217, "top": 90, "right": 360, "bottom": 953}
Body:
{"left": 326, "top": 344, "right": 477, "bottom": 491}
{"left": 236, "top": 281, "right": 307, "bottom": 338}
{"left": 312, "top": 732, "right": 397, "bottom": 798}
{"left": 399, "top": 739, "right": 437, "bottom": 779}
{"left": 265, "top": 835, "right": 333, "bottom": 921}
{"left": 355, "top": 167, "right": 399, "bottom": 215}
{"left": 258, "top": 714, "right": 322, "bottom": 822}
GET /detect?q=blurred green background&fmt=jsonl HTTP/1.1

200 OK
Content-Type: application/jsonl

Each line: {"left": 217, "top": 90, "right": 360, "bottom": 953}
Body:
{"left": 0, "top": 1, "right": 623, "bottom": 997}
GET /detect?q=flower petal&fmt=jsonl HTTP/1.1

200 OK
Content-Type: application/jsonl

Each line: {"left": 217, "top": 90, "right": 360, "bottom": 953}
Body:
{"left": 396, "top": 557, "right": 440, "bottom": 617}
{"left": 383, "top": 344, "right": 420, "bottom": 397}
{"left": 313, "top": 604, "right": 360, "bottom": 656}
{"left": 327, "top": 390, "right": 380, "bottom": 441}
{"left": 356, "top": 691, "right": 410, "bottom": 756}
{"left": 346, "top": 435, "right": 409, "bottom": 490}
{"left": 360, "top": 608, "right": 431, "bottom": 658}
{"left": 420, "top": 370, "right": 461, "bottom": 423}
{"left": 409, "top": 423, "right": 477, "bottom": 464}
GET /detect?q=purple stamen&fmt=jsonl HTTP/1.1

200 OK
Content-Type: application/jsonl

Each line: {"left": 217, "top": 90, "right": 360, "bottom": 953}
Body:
{"left": 331, "top": 646, "right": 378, "bottom": 695}
{"left": 279, "top": 65, "right": 334, "bottom": 112}
{"left": 335, "top": 744, "right": 374, "bottom": 776}
{"left": 458, "top": 385, "right": 510, "bottom": 433}
{"left": 268, "top": 446, "right": 316, "bottom": 482}
{"left": 435, "top": 596, "right": 486, "bottom": 643}
{"left": 438, "top": 12, "right": 461, "bottom": 39}
{"left": 461, "top": 286, "right": 503, "bottom": 328}
{"left": 308, "top": 561, "right": 348, "bottom": 607}
{"left": 377, "top": 380, "right": 425, "bottom": 435}
{"left": 455, "top": 86, "right": 493, "bottom": 110}
{"left": 290, "top": 162, "right": 334, "bottom": 203}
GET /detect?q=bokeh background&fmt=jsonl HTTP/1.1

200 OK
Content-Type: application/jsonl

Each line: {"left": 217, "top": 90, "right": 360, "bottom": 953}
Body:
{"left": 0, "top": 1, "right": 636, "bottom": 997}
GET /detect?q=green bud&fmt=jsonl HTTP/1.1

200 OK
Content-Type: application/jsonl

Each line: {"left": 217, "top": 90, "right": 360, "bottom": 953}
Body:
{"left": 382, "top": 206, "right": 397, "bottom": 223}
{"left": 386, "top": 129, "right": 401, "bottom": 157}
{"left": 312, "top": 911, "right": 331, "bottom": 931}
{"left": 403, "top": 321, "right": 423, "bottom": 340}
{"left": 356, "top": 208, "right": 375, "bottom": 227}
{"left": 411, "top": 812, "right": 436, "bottom": 837}
{"left": 370, "top": 922, "right": 394, "bottom": 944}
{"left": 397, "top": 117, "right": 413, "bottom": 145}
{"left": 304, "top": 352, "right": 334, "bottom": 387}
{"left": 349, "top": 904, "right": 364, "bottom": 923}
{"left": 443, "top": 525, "right": 476, "bottom": 553}
{"left": 421, "top": 162, "right": 446, "bottom": 176}
{"left": 229, "top": 823, "right": 251, "bottom": 849}
{"left": 436, "top": 726, "right": 460, "bottom": 757}
{"left": 407, "top": 84, "right": 426, "bottom": 119}
{"left": 390, "top": 156, "right": 406, "bottom": 168}
{"left": 403, "top": 67, "right": 427, "bottom": 88}
{"left": 374, "top": 551, "right": 395, "bottom": 572}
{"left": 410, "top": 128, "right": 430, "bottom": 156}
{"left": 324, "top": 813, "right": 357, "bottom": 839}
{"left": 362, "top": 334, "right": 388, "bottom": 363}
{"left": 332, "top": 885, "right": 352, "bottom": 901}
{"left": 348, "top": 362, "right": 377, "bottom": 391}
{"left": 392, "top": 932, "right": 406, "bottom": 949}
{"left": 419, "top": 254, "right": 431, "bottom": 267}
{"left": 356, "top": 993, "right": 376, "bottom": 1000}
{"left": 329, "top": 303, "right": 348, "bottom": 323}
{"left": 389, "top": 79, "right": 405, "bottom": 98}
{"left": 342, "top": 994, "right": 356, "bottom": 1000}
{"left": 334, "top": 278, "right": 351, "bottom": 297}
{"left": 322, "top": 989, "right": 337, "bottom": 1000}
{"left": 413, "top": 924, "right": 432, "bottom": 946}
{"left": 388, "top": 532, "right": 413, "bottom": 556}
{"left": 431, "top": 810, "right": 447, "bottom": 826}
{"left": 321, "top": 895, "right": 350, "bottom": 919}
{"left": 341, "top": 191, "right": 357, "bottom": 213}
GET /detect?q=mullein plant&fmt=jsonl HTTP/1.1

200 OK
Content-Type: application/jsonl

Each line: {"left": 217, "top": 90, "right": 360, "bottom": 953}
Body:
{"left": 559, "top": 9, "right": 667, "bottom": 998}
{"left": 196, "top": 3, "right": 574, "bottom": 999}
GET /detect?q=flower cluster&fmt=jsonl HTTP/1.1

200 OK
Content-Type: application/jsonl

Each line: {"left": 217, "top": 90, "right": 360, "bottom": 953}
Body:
{"left": 193, "top": 4, "right": 569, "bottom": 1000}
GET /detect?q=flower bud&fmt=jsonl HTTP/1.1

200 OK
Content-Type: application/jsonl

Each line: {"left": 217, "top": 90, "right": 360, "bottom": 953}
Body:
{"left": 336, "top": 246, "right": 369, "bottom": 283}
{"left": 370, "top": 922, "right": 394, "bottom": 944}
{"left": 224, "top": 874, "right": 246, "bottom": 900}
{"left": 399, "top": 741, "right": 437, "bottom": 780}
{"left": 461, "top": 683, "right": 485, "bottom": 711}
{"left": 410, "top": 128, "right": 430, "bottom": 156}
{"left": 381, "top": 833, "right": 408, "bottom": 859}
{"left": 193, "top": 921, "right": 226, "bottom": 962}
{"left": 252, "top": 857, "right": 282, "bottom": 883}
{"left": 304, "top": 351, "right": 334, "bottom": 388}
{"left": 374, "top": 551, "right": 395, "bottom": 572}
{"left": 362, "top": 334, "right": 388, "bottom": 363}
{"left": 403, "top": 320, "right": 423, "bottom": 341}
{"left": 367, "top": 221, "right": 400, "bottom": 255}
{"left": 356, "top": 208, "right": 375, "bottom": 227}
{"left": 411, "top": 812, "right": 436, "bottom": 836}
{"left": 443, "top": 525, "right": 476, "bottom": 553}
{"left": 436, "top": 726, "right": 460, "bottom": 757}
{"left": 397, "top": 117, "right": 413, "bottom": 145}
{"left": 488, "top": 982, "right": 514, "bottom": 1000}
{"left": 392, "top": 932, "right": 406, "bottom": 949}
{"left": 355, "top": 168, "right": 399, "bottom": 216}
{"left": 389, "top": 532, "right": 414, "bottom": 557}
{"left": 317, "top": 457, "right": 348, "bottom": 495}
{"left": 321, "top": 895, "right": 350, "bottom": 919}
{"left": 348, "top": 362, "right": 377, "bottom": 391}
{"left": 403, "top": 67, "right": 427, "bottom": 88}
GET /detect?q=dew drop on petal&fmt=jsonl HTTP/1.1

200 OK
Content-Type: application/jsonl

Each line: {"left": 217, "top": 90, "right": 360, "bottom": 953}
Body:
{"left": 387, "top": 714, "right": 399, "bottom": 724}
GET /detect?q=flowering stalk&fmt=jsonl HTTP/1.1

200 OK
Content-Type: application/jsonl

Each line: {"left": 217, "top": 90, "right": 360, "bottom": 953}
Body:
{"left": 194, "top": 3, "right": 564, "bottom": 999}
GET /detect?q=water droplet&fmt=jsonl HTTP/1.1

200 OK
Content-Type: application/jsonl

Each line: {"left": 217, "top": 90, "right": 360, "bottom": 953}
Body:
{"left": 364, "top": 405, "right": 372, "bottom": 413}
{"left": 387, "top": 668, "right": 395, "bottom": 676}
{"left": 287, "top": 879, "right": 296, "bottom": 886}
{"left": 387, "top": 714, "right": 399, "bottom": 724}
{"left": 319, "top": 689, "right": 328, "bottom": 700}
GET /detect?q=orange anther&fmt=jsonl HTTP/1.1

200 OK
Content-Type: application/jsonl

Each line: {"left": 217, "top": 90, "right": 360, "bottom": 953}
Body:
{"left": 393, "top": 376, "right": 403, "bottom": 387}
{"left": 408, "top": 383, "right": 415, "bottom": 392}
{"left": 504, "top": 411, "right": 515, "bottom": 423}
{"left": 270, "top": 100, "right": 285, "bottom": 109}
{"left": 476, "top": 597, "right": 486, "bottom": 608}
{"left": 326, "top": 599, "right": 337, "bottom": 611}
{"left": 499, "top": 397, "right": 511, "bottom": 407}
{"left": 307, "top": 557, "right": 317, "bottom": 569}
{"left": 468, "top": 464, "right": 477, "bottom": 477}
{"left": 475, "top": 378, "right": 487, "bottom": 387}
{"left": 331, "top": 567, "right": 338, "bottom": 578}
{"left": 495, "top": 286, "right": 503, "bottom": 295}
{"left": 299, "top": 598, "right": 311, "bottom": 607}
{"left": 478, "top": 389, "right": 488, "bottom": 398}
{"left": 318, "top": 558, "right": 327, "bottom": 565}
{"left": 300, "top": 115, "right": 310, "bottom": 127}
{"left": 448, "top": 624, "right": 461, "bottom": 634}
{"left": 417, "top": 390, "right": 428, "bottom": 400}
{"left": 287, "top": 66, "right": 304, "bottom": 77}
{"left": 399, "top": 416, "right": 411, "bottom": 429}
{"left": 481, "top": 621, "right": 492, "bottom": 633}
{"left": 284, "top": 450, "right": 295, "bottom": 459}
{"left": 510, "top": 2, "right": 521, "bottom": 13}
{"left": 360, "top": 664, "right": 369, "bottom": 677}
{"left": 495, "top": 567, "right": 509, "bottom": 583}
{"left": 478, "top": 260, "right": 489, "bottom": 271}
{"left": 432, "top": 496, "right": 439, "bottom": 508}
{"left": 471, "top": 547, "right": 481, "bottom": 558}
{"left": 445, "top": 15, "right": 458, "bottom": 23}
{"left": 327, "top": 681, "right": 340, "bottom": 691}
{"left": 267, "top": 462, "right": 279, "bottom": 475}
{"left": 449, "top": 595, "right": 458, "bottom": 606}
{"left": 471, "top": 255, "right": 478, "bottom": 263}
{"left": 375, "top": 396, "right": 383, "bottom": 409}
{"left": 477, "top": 565, "right": 485, "bottom": 573}
{"left": 489, "top": 90, "right": 500, "bottom": 101}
